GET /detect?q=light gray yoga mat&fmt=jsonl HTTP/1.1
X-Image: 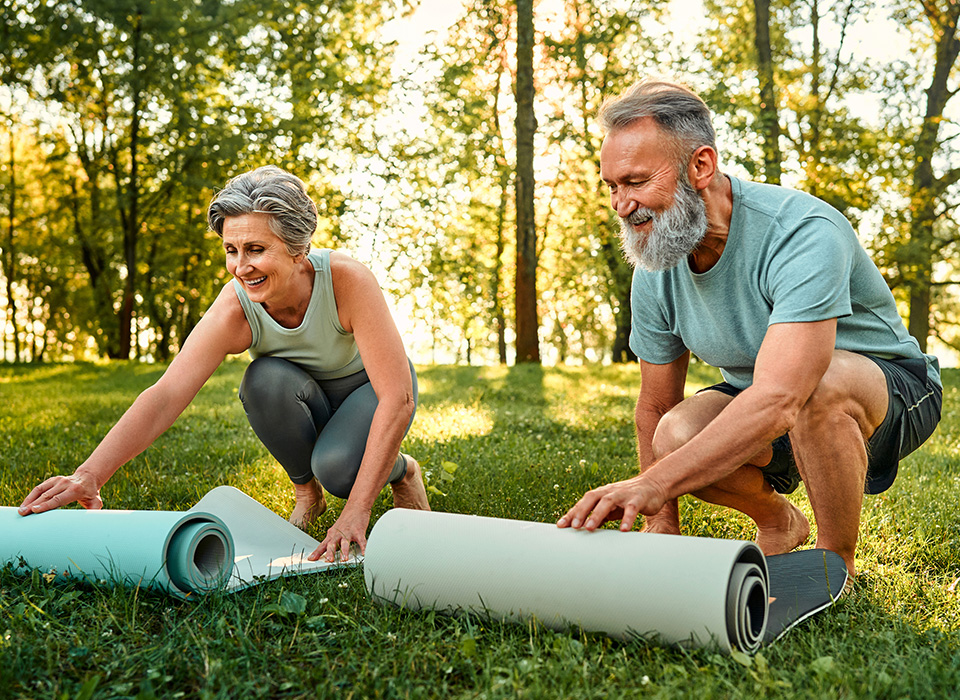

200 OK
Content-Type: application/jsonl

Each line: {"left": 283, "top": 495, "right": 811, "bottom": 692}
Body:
{"left": 2, "top": 485, "right": 357, "bottom": 598}
{"left": 189, "top": 485, "right": 359, "bottom": 592}
{"left": 364, "top": 509, "right": 769, "bottom": 653}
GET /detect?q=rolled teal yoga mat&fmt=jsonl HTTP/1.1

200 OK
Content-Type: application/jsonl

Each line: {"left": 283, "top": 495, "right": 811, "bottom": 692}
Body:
{"left": 0, "top": 508, "right": 233, "bottom": 598}
{"left": 2, "top": 486, "right": 358, "bottom": 598}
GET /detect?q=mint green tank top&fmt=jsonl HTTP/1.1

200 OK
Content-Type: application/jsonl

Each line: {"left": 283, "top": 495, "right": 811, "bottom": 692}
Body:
{"left": 233, "top": 249, "right": 365, "bottom": 381}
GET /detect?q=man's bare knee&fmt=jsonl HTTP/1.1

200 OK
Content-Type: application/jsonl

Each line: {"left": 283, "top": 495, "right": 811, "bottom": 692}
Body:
{"left": 651, "top": 391, "right": 731, "bottom": 460}
{"left": 651, "top": 410, "right": 701, "bottom": 459}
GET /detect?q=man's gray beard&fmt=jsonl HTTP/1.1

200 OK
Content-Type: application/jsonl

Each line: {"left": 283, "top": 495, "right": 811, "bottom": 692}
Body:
{"left": 618, "top": 178, "right": 708, "bottom": 271}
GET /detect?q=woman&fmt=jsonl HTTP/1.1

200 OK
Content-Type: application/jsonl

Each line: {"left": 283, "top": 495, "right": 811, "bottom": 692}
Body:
{"left": 18, "top": 165, "right": 429, "bottom": 562}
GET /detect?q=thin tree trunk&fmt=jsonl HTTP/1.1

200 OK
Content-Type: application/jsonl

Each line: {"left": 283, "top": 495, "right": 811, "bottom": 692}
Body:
{"left": 514, "top": 0, "right": 540, "bottom": 363}
{"left": 117, "top": 11, "right": 144, "bottom": 359}
{"left": 4, "top": 123, "right": 20, "bottom": 361}
{"left": 754, "top": 0, "right": 782, "bottom": 184}
{"left": 492, "top": 35, "right": 510, "bottom": 365}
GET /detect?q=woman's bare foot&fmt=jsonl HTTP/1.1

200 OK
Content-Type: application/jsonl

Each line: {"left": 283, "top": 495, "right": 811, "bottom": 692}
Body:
{"left": 391, "top": 454, "right": 430, "bottom": 511}
{"left": 755, "top": 500, "right": 810, "bottom": 556}
{"left": 289, "top": 480, "right": 327, "bottom": 530}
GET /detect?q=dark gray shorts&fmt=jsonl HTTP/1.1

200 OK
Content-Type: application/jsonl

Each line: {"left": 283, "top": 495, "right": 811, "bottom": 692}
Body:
{"left": 700, "top": 355, "right": 942, "bottom": 495}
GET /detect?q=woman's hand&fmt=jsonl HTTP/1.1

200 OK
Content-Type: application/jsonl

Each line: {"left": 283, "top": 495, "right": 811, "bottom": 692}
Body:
{"left": 308, "top": 504, "right": 371, "bottom": 563}
{"left": 18, "top": 471, "right": 103, "bottom": 515}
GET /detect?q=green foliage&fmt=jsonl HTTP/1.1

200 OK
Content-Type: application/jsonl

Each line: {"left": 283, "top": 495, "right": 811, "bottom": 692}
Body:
{"left": 1, "top": 0, "right": 408, "bottom": 361}
{"left": 2, "top": 362, "right": 960, "bottom": 697}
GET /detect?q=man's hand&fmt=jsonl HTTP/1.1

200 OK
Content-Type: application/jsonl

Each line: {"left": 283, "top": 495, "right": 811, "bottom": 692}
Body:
{"left": 18, "top": 471, "right": 103, "bottom": 515}
{"left": 308, "top": 505, "right": 371, "bottom": 563}
{"left": 557, "top": 475, "right": 668, "bottom": 532}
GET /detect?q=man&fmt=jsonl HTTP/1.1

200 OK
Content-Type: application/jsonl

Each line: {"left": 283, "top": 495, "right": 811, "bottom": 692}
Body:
{"left": 557, "top": 80, "right": 942, "bottom": 577}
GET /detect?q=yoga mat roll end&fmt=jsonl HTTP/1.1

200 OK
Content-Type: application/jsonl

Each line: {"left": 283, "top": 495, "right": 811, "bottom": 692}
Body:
{"left": 164, "top": 516, "right": 235, "bottom": 597}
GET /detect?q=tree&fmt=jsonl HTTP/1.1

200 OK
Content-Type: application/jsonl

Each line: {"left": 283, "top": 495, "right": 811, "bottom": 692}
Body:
{"left": 541, "top": 0, "right": 669, "bottom": 362}
{"left": 3, "top": 0, "right": 410, "bottom": 361}
{"left": 514, "top": 0, "right": 540, "bottom": 363}
{"left": 898, "top": 0, "right": 960, "bottom": 351}
{"left": 754, "top": 0, "right": 782, "bottom": 184}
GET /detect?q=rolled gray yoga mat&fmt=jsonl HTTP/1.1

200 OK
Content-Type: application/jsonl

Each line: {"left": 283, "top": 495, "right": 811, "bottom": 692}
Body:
{"left": 2, "top": 486, "right": 358, "bottom": 598}
{"left": 364, "top": 510, "right": 769, "bottom": 653}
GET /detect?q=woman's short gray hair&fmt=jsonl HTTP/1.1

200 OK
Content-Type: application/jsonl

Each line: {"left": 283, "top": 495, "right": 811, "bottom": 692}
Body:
{"left": 207, "top": 165, "right": 318, "bottom": 257}
{"left": 598, "top": 80, "right": 716, "bottom": 163}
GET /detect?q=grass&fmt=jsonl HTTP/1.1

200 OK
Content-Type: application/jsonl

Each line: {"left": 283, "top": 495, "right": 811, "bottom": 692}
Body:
{"left": 1, "top": 359, "right": 959, "bottom": 699}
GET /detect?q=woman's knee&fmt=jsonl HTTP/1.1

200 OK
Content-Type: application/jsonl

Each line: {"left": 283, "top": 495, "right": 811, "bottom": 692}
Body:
{"left": 240, "top": 357, "right": 303, "bottom": 405}
{"left": 311, "top": 445, "right": 361, "bottom": 499}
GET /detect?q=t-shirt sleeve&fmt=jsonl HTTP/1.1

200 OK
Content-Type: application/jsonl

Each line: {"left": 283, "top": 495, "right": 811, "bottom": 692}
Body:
{"left": 765, "top": 216, "right": 854, "bottom": 326}
{"left": 629, "top": 270, "right": 687, "bottom": 364}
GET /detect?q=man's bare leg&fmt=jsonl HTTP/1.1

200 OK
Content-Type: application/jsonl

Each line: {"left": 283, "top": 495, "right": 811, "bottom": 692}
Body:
{"left": 647, "top": 390, "right": 810, "bottom": 553}
{"left": 787, "top": 351, "right": 889, "bottom": 578}
{"left": 691, "top": 464, "right": 810, "bottom": 555}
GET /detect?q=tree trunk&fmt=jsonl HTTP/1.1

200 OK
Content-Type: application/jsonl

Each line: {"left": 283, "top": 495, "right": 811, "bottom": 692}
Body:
{"left": 514, "top": 0, "right": 540, "bottom": 364}
{"left": 116, "top": 11, "right": 145, "bottom": 359}
{"left": 754, "top": 0, "right": 782, "bottom": 184}
{"left": 4, "top": 123, "right": 20, "bottom": 362}
{"left": 907, "top": 2, "right": 960, "bottom": 352}
{"left": 494, "top": 167, "right": 509, "bottom": 365}
{"left": 570, "top": 6, "right": 634, "bottom": 362}
{"left": 491, "top": 39, "right": 511, "bottom": 366}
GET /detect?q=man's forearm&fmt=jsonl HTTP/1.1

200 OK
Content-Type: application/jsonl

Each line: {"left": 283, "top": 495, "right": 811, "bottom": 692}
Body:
{"left": 643, "top": 385, "right": 796, "bottom": 503}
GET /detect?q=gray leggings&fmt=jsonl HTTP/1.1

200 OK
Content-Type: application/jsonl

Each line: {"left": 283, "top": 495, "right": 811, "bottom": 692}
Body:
{"left": 238, "top": 356, "right": 418, "bottom": 498}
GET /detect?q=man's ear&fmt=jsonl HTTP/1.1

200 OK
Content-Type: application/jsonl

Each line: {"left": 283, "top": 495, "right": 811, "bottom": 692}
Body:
{"left": 687, "top": 145, "right": 718, "bottom": 190}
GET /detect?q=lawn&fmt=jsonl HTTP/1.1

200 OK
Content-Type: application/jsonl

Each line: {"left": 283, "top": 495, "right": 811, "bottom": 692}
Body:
{"left": 1, "top": 360, "right": 959, "bottom": 698}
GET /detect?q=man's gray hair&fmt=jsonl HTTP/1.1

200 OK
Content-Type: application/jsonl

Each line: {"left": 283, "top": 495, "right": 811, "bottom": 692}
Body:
{"left": 598, "top": 80, "right": 717, "bottom": 161}
{"left": 207, "top": 165, "right": 318, "bottom": 257}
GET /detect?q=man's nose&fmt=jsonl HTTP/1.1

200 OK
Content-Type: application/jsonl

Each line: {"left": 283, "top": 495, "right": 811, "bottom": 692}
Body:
{"left": 614, "top": 192, "right": 637, "bottom": 219}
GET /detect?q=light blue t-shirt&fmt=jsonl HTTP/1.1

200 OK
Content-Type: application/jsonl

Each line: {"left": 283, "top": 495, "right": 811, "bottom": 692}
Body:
{"left": 234, "top": 249, "right": 365, "bottom": 381}
{"left": 629, "top": 176, "right": 941, "bottom": 389}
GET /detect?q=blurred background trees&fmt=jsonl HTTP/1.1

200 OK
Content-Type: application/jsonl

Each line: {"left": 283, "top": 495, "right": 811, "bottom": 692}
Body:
{"left": 2, "top": 0, "right": 959, "bottom": 366}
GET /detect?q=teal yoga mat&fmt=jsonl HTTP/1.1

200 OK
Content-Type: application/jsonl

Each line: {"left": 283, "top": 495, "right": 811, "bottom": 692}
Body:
{"left": 1, "top": 508, "right": 233, "bottom": 598}
{"left": 2, "top": 486, "right": 358, "bottom": 598}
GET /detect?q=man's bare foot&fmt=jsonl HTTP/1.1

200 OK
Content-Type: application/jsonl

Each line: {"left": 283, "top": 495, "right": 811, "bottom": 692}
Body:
{"left": 815, "top": 539, "right": 857, "bottom": 581}
{"left": 289, "top": 480, "right": 327, "bottom": 530}
{"left": 755, "top": 500, "right": 810, "bottom": 556}
{"left": 391, "top": 454, "right": 430, "bottom": 511}
{"left": 641, "top": 514, "right": 681, "bottom": 535}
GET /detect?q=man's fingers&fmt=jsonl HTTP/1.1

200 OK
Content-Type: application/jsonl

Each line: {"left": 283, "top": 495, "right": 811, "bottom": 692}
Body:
{"left": 583, "top": 495, "right": 619, "bottom": 530}
{"left": 557, "top": 491, "right": 603, "bottom": 529}
{"left": 620, "top": 503, "right": 641, "bottom": 532}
